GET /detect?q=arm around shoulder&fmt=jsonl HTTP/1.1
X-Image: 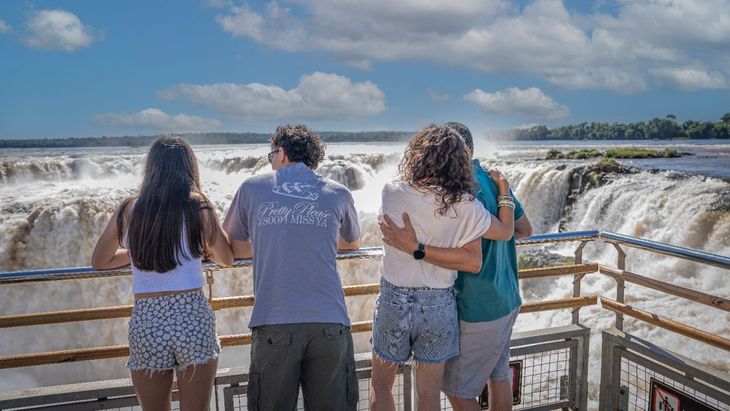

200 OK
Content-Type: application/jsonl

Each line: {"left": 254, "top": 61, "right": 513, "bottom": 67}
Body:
{"left": 480, "top": 169, "right": 515, "bottom": 241}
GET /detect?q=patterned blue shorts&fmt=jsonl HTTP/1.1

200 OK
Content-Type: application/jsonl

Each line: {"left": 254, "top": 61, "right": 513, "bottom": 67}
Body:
{"left": 127, "top": 290, "right": 220, "bottom": 373}
{"left": 371, "top": 279, "right": 459, "bottom": 364}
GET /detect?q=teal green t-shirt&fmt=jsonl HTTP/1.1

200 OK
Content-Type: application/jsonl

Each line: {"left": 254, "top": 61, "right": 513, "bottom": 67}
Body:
{"left": 454, "top": 160, "right": 524, "bottom": 323}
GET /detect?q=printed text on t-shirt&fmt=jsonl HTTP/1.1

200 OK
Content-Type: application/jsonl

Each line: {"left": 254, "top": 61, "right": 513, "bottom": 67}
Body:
{"left": 255, "top": 201, "right": 331, "bottom": 227}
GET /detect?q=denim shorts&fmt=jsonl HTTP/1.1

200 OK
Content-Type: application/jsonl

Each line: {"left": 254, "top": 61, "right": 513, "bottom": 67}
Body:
{"left": 371, "top": 279, "right": 459, "bottom": 364}
{"left": 127, "top": 290, "right": 220, "bottom": 373}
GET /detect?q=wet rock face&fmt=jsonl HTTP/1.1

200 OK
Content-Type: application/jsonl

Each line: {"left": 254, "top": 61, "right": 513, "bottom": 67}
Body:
{"left": 517, "top": 248, "right": 575, "bottom": 269}
{"left": 210, "top": 156, "right": 263, "bottom": 174}
{"left": 568, "top": 160, "right": 636, "bottom": 196}
{"left": 316, "top": 159, "right": 373, "bottom": 191}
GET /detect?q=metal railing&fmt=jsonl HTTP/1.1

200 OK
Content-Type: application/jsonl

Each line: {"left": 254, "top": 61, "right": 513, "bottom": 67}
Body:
{"left": 1, "top": 229, "right": 729, "bottom": 411}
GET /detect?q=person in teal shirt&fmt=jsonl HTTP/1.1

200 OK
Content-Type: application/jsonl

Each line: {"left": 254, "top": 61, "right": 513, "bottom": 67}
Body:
{"left": 379, "top": 122, "right": 532, "bottom": 411}
{"left": 444, "top": 122, "right": 533, "bottom": 411}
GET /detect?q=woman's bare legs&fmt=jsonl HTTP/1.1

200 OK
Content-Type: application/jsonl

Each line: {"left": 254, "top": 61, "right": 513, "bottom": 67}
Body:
{"left": 370, "top": 351, "right": 399, "bottom": 411}
{"left": 415, "top": 362, "right": 446, "bottom": 411}
{"left": 371, "top": 352, "right": 447, "bottom": 411}
{"left": 131, "top": 369, "right": 174, "bottom": 411}
{"left": 177, "top": 358, "right": 219, "bottom": 411}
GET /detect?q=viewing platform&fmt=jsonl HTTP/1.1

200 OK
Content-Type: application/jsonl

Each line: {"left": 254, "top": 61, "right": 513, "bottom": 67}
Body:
{"left": 0, "top": 230, "right": 728, "bottom": 410}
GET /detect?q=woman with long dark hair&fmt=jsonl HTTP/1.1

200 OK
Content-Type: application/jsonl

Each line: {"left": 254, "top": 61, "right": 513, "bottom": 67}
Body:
{"left": 370, "top": 124, "right": 515, "bottom": 411}
{"left": 92, "top": 136, "right": 232, "bottom": 410}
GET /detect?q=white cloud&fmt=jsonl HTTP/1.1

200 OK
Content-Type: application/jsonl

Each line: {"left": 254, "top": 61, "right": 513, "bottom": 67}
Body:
{"left": 214, "top": 0, "right": 730, "bottom": 93}
{"left": 428, "top": 90, "right": 451, "bottom": 102}
{"left": 93, "top": 108, "right": 222, "bottom": 132}
{"left": 650, "top": 67, "right": 728, "bottom": 91}
{"left": 23, "top": 9, "right": 102, "bottom": 52}
{"left": 464, "top": 87, "right": 569, "bottom": 120}
{"left": 0, "top": 19, "right": 11, "bottom": 33}
{"left": 157, "top": 72, "right": 385, "bottom": 122}
{"left": 215, "top": 2, "right": 304, "bottom": 51}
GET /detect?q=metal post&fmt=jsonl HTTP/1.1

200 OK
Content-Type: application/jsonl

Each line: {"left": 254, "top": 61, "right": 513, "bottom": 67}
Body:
{"left": 612, "top": 244, "right": 626, "bottom": 331}
{"left": 568, "top": 344, "right": 578, "bottom": 410}
{"left": 599, "top": 332, "right": 616, "bottom": 411}
{"left": 403, "top": 364, "right": 413, "bottom": 411}
{"left": 206, "top": 269, "right": 215, "bottom": 301}
{"left": 576, "top": 330, "right": 590, "bottom": 410}
{"left": 572, "top": 241, "right": 588, "bottom": 324}
{"left": 618, "top": 385, "right": 629, "bottom": 411}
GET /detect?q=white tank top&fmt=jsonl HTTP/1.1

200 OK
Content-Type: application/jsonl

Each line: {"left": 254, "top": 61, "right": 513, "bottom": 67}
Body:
{"left": 125, "top": 204, "right": 205, "bottom": 294}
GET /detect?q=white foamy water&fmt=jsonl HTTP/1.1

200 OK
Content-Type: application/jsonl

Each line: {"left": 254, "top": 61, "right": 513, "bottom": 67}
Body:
{"left": 1, "top": 141, "right": 728, "bottom": 402}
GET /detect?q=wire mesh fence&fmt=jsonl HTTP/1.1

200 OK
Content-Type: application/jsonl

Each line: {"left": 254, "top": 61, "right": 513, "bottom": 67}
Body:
{"left": 438, "top": 347, "right": 572, "bottom": 410}
{"left": 601, "top": 328, "right": 730, "bottom": 411}
{"left": 618, "top": 354, "right": 729, "bottom": 411}
{"left": 224, "top": 366, "right": 411, "bottom": 411}
{"left": 0, "top": 326, "right": 591, "bottom": 411}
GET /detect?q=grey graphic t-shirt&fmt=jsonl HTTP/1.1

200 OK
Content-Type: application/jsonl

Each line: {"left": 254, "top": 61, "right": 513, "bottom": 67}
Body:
{"left": 223, "top": 162, "right": 360, "bottom": 328}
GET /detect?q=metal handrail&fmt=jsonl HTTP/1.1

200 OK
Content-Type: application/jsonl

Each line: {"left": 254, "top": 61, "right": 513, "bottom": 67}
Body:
{"left": 0, "top": 246, "right": 386, "bottom": 284}
{"left": 0, "top": 231, "right": 601, "bottom": 283}
{"left": 600, "top": 231, "right": 730, "bottom": 269}
{"left": 516, "top": 229, "right": 599, "bottom": 245}
{"left": 0, "top": 296, "right": 599, "bottom": 369}
{"left": 1, "top": 230, "right": 728, "bottom": 284}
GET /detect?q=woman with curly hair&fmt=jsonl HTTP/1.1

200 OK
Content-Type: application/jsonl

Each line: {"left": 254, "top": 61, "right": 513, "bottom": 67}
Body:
{"left": 370, "top": 124, "right": 515, "bottom": 411}
{"left": 91, "top": 136, "right": 232, "bottom": 410}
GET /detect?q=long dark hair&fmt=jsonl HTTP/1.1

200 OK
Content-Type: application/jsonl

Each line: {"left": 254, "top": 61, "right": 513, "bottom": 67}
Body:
{"left": 398, "top": 124, "right": 475, "bottom": 216}
{"left": 117, "top": 136, "right": 219, "bottom": 273}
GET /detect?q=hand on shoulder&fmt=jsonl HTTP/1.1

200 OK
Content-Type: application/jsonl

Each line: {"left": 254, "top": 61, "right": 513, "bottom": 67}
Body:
{"left": 488, "top": 168, "right": 510, "bottom": 194}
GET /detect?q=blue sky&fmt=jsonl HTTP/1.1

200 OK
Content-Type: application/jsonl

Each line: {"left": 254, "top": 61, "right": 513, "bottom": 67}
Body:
{"left": 1, "top": 0, "right": 729, "bottom": 139}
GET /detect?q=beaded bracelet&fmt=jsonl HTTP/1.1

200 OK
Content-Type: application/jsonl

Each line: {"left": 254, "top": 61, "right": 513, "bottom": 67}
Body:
{"left": 498, "top": 200, "right": 515, "bottom": 209}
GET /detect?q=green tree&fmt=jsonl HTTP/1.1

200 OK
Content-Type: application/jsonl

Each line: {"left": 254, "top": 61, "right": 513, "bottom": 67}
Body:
{"left": 722, "top": 112, "right": 730, "bottom": 123}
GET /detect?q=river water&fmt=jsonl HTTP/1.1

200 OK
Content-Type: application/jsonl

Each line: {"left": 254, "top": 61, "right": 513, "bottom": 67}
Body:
{"left": 1, "top": 140, "right": 728, "bottom": 402}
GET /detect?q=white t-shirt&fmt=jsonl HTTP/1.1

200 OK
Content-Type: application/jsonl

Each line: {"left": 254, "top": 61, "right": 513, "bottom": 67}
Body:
{"left": 379, "top": 181, "right": 491, "bottom": 288}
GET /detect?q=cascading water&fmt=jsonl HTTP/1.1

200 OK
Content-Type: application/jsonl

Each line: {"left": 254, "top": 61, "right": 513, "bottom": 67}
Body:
{"left": 0, "top": 142, "right": 728, "bottom": 401}
{"left": 494, "top": 162, "right": 573, "bottom": 234}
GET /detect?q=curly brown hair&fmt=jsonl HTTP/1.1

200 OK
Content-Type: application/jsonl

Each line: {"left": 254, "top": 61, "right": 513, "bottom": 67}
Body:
{"left": 399, "top": 124, "right": 475, "bottom": 215}
{"left": 271, "top": 124, "right": 326, "bottom": 170}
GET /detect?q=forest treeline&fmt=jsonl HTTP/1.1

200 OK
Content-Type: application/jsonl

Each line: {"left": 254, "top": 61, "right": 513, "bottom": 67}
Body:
{"left": 3, "top": 114, "right": 730, "bottom": 148}
{"left": 511, "top": 113, "right": 730, "bottom": 140}
{"left": 0, "top": 131, "right": 414, "bottom": 148}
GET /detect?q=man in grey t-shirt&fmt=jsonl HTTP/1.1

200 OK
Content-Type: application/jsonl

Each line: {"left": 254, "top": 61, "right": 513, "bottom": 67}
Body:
{"left": 223, "top": 124, "right": 360, "bottom": 411}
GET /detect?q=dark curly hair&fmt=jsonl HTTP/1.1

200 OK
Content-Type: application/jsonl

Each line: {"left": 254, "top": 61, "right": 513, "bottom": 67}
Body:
{"left": 399, "top": 124, "right": 475, "bottom": 216}
{"left": 271, "top": 124, "right": 326, "bottom": 170}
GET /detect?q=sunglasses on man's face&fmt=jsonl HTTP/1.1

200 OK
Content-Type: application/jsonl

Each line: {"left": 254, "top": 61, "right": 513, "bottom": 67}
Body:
{"left": 267, "top": 148, "right": 279, "bottom": 163}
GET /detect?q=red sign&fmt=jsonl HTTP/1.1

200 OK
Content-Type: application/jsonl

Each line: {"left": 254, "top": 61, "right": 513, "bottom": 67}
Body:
{"left": 649, "top": 378, "right": 720, "bottom": 411}
{"left": 478, "top": 360, "right": 522, "bottom": 409}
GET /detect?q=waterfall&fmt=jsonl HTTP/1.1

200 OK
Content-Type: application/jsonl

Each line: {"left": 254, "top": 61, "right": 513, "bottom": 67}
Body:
{"left": 1, "top": 144, "right": 728, "bottom": 393}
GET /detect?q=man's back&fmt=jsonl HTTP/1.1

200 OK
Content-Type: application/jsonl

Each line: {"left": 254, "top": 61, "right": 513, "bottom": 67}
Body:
{"left": 223, "top": 124, "right": 360, "bottom": 411}
{"left": 224, "top": 162, "right": 360, "bottom": 328}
